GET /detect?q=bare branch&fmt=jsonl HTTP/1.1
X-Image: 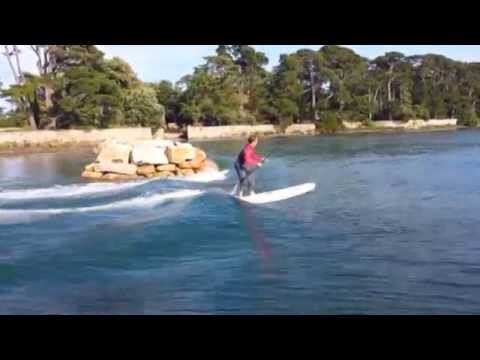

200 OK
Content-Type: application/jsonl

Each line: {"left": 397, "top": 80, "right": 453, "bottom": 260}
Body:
{"left": 3, "top": 45, "right": 20, "bottom": 84}
{"left": 12, "top": 46, "right": 24, "bottom": 84}
{"left": 30, "top": 45, "right": 44, "bottom": 75}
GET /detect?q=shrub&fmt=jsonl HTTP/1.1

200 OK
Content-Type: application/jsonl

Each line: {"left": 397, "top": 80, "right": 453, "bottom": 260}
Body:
{"left": 317, "top": 111, "right": 342, "bottom": 133}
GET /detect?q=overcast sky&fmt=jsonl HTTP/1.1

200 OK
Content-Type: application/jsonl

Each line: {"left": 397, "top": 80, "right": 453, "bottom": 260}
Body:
{"left": 2, "top": 45, "right": 480, "bottom": 108}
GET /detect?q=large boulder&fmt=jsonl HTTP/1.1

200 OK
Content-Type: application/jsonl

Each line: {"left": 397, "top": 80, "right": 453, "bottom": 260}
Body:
{"left": 96, "top": 163, "right": 138, "bottom": 176}
{"left": 166, "top": 143, "right": 196, "bottom": 164}
{"left": 180, "top": 169, "right": 195, "bottom": 177}
{"left": 102, "top": 173, "right": 140, "bottom": 181}
{"left": 178, "top": 148, "right": 207, "bottom": 169}
{"left": 178, "top": 161, "right": 193, "bottom": 169}
{"left": 131, "top": 143, "right": 170, "bottom": 165}
{"left": 131, "top": 139, "right": 175, "bottom": 148}
{"left": 156, "top": 164, "right": 176, "bottom": 172}
{"left": 95, "top": 141, "right": 132, "bottom": 164}
{"left": 137, "top": 165, "right": 156, "bottom": 176}
{"left": 82, "top": 170, "right": 104, "bottom": 179}
{"left": 84, "top": 163, "right": 98, "bottom": 172}
{"left": 197, "top": 159, "right": 219, "bottom": 173}
{"left": 191, "top": 148, "right": 207, "bottom": 169}
{"left": 153, "top": 171, "right": 174, "bottom": 178}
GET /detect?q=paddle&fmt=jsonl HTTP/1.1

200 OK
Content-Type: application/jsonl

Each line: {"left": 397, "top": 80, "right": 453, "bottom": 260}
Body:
{"left": 262, "top": 149, "right": 274, "bottom": 163}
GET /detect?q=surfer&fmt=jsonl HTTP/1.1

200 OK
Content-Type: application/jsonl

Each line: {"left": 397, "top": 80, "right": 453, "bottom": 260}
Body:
{"left": 234, "top": 135, "right": 265, "bottom": 197}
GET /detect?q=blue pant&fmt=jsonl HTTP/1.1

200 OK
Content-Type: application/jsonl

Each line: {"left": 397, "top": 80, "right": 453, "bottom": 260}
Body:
{"left": 234, "top": 161, "right": 256, "bottom": 196}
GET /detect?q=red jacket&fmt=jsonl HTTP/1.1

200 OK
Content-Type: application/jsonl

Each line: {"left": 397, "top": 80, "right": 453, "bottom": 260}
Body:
{"left": 240, "top": 143, "right": 263, "bottom": 167}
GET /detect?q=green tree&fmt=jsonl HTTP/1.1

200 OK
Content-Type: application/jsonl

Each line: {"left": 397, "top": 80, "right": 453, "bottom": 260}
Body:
{"left": 267, "top": 54, "right": 304, "bottom": 124}
{"left": 152, "top": 80, "right": 182, "bottom": 124}
{"left": 55, "top": 66, "right": 123, "bottom": 128}
{"left": 178, "top": 46, "right": 264, "bottom": 125}
{"left": 123, "top": 85, "right": 165, "bottom": 128}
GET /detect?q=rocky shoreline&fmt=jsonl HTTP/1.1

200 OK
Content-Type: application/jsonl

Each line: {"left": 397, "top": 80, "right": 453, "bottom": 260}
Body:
{"left": 81, "top": 139, "right": 219, "bottom": 181}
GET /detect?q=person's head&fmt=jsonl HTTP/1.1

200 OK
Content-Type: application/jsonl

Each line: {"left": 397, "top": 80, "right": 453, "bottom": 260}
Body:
{"left": 248, "top": 135, "right": 258, "bottom": 147}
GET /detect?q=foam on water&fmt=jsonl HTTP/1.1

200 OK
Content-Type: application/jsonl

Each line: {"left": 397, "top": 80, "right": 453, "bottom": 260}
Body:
{"left": 0, "top": 170, "right": 228, "bottom": 202}
{"left": 0, "top": 180, "right": 150, "bottom": 201}
{"left": 0, "top": 189, "right": 204, "bottom": 224}
{"left": 168, "top": 170, "right": 230, "bottom": 183}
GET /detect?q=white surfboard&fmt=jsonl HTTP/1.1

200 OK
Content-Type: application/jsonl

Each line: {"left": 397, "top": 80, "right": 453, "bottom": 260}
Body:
{"left": 231, "top": 183, "right": 316, "bottom": 204}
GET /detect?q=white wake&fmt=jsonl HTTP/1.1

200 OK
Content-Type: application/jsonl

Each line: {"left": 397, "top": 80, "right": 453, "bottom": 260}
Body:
{"left": 0, "top": 189, "right": 204, "bottom": 224}
{"left": 168, "top": 170, "right": 229, "bottom": 183}
{"left": 0, "top": 170, "right": 229, "bottom": 202}
{"left": 0, "top": 180, "right": 150, "bottom": 201}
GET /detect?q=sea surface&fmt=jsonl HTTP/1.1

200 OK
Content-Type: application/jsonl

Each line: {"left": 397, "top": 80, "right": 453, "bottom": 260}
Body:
{"left": 1, "top": 130, "right": 480, "bottom": 314}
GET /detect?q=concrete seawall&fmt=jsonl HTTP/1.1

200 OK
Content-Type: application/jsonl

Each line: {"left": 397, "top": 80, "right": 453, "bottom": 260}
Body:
{"left": 284, "top": 124, "right": 316, "bottom": 135}
{"left": 187, "top": 124, "right": 316, "bottom": 140}
{"left": 0, "top": 119, "right": 460, "bottom": 153}
{"left": 343, "top": 119, "right": 458, "bottom": 130}
{"left": 0, "top": 128, "right": 153, "bottom": 147}
{"left": 187, "top": 125, "right": 276, "bottom": 140}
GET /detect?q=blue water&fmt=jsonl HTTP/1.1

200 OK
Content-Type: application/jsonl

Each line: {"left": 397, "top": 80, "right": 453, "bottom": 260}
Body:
{"left": 2, "top": 130, "right": 480, "bottom": 314}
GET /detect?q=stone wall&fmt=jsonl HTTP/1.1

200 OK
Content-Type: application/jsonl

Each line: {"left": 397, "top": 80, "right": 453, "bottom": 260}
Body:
{"left": 0, "top": 128, "right": 153, "bottom": 147}
{"left": 284, "top": 124, "right": 316, "bottom": 135}
{"left": 343, "top": 119, "right": 458, "bottom": 130}
{"left": 342, "top": 121, "right": 363, "bottom": 130}
{"left": 187, "top": 125, "right": 276, "bottom": 140}
{"left": 423, "top": 119, "right": 458, "bottom": 127}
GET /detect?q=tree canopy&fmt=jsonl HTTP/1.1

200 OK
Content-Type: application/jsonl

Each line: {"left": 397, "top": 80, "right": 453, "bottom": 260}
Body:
{"left": 2, "top": 45, "right": 480, "bottom": 130}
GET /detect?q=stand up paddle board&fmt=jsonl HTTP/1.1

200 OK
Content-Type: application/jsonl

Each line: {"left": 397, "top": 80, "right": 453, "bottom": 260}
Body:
{"left": 231, "top": 183, "right": 316, "bottom": 204}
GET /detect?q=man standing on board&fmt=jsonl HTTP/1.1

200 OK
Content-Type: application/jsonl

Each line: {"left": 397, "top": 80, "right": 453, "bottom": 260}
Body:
{"left": 234, "top": 135, "right": 265, "bottom": 197}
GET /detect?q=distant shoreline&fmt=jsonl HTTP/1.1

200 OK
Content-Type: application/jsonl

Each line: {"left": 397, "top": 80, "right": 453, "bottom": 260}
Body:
{"left": 337, "top": 125, "right": 463, "bottom": 136}
{"left": 0, "top": 142, "right": 93, "bottom": 156}
{"left": 0, "top": 126, "right": 465, "bottom": 156}
{"left": 190, "top": 125, "right": 462, "bottom": 142}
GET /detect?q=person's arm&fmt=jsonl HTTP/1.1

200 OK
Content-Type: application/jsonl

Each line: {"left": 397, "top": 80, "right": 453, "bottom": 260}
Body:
{"left": 244, "top": 146, "right": 264, "bottom": 166}
{"left": 250, "top": 147, "right": 264, "bottom": 165}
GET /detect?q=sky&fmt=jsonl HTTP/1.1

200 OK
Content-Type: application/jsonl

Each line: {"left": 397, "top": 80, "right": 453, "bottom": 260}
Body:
{"left": 2, "top": 45, "right": 480, "bottom": 108}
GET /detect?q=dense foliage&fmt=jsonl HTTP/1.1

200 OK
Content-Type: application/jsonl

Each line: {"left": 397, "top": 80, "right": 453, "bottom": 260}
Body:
{"left": 1, "top": 46, "right": 165, "bottom": 129}
{"left": 2, "top": 45, "right": 480, "bottom": 130}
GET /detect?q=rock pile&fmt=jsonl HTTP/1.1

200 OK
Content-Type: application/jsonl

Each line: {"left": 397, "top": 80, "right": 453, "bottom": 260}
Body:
{"left": 82, "top": 140, "right": 219, "bottom": 181}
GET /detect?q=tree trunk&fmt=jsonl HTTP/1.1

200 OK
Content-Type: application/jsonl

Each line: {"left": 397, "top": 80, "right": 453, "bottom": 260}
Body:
{"left": 309, "top": 65, "right": 319, "bottom": 120}
{"left": 26, "top": 95, "right": 39, "bottom": 130}
{"left": 368, "top": 88, "right": 372, "bottom": 121}
{"left": 31, "top": 45, "right": 57, "bottom": 128}
{"left": 379, "top": 91, "right": 383, "bottom": 115}
{"left": 387, "top": 78, "right": 393, "bottom": 103}
{"left": 44, "top": 86, "right": 56, "bottom": 128}
{"left": 373, "top": 87, "right": 380, "bottom": 120}
{"left": 27, "top": 112, "right": 37, "bottom": 130}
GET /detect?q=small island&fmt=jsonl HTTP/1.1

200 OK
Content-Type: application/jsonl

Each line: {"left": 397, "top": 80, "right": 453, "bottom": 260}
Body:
{"left": 82, "top": 139, "right": 219, "bottom": 181}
